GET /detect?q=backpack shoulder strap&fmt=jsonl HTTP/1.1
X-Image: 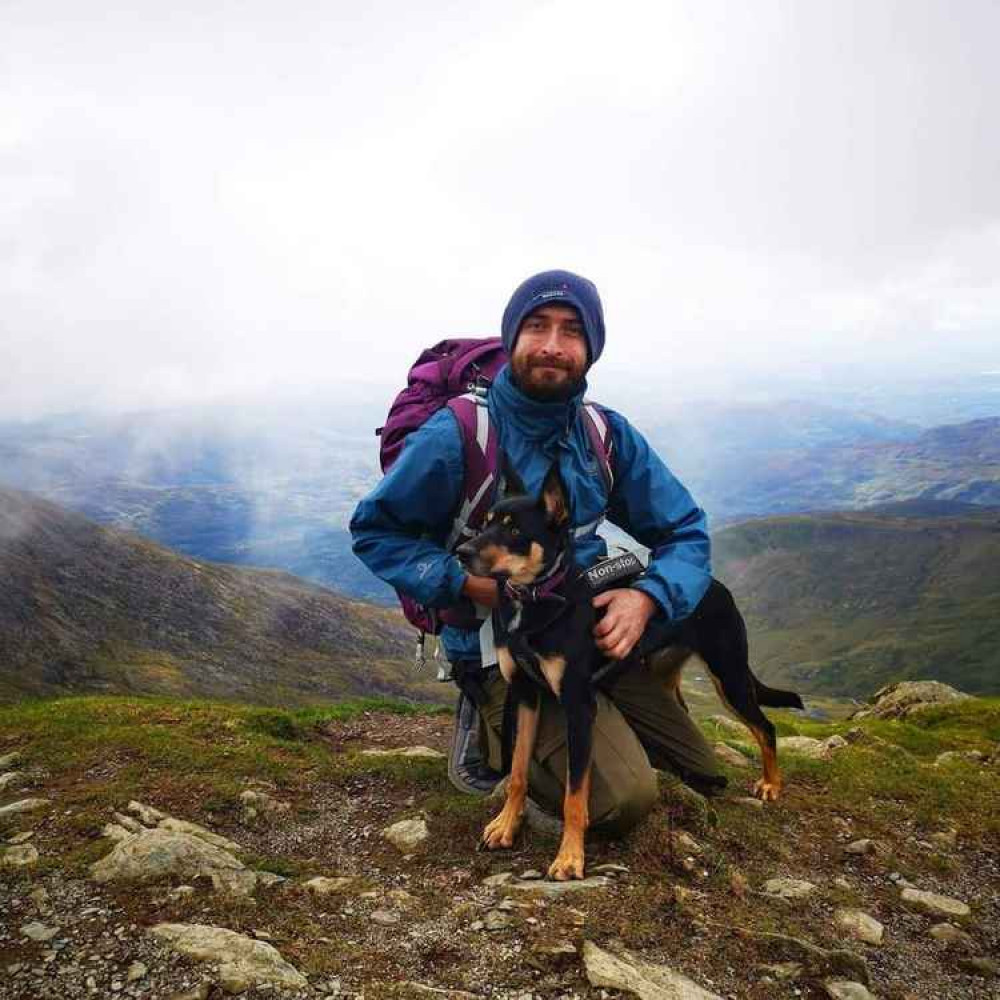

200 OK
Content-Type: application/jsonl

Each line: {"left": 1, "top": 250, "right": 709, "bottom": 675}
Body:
{"left": 445, "top": 392, "right": 497, "bottom": 551}
{"left": 581, "top": 400, "right": 615, "bottom": 495}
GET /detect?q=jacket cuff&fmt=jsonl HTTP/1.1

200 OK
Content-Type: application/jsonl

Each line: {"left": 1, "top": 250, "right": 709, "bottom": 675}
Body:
{"left": 442, "top": 557, "right": 468, "bottom": 606}
{"left": 632, "top": 578, "right": 672, "bottom": 622}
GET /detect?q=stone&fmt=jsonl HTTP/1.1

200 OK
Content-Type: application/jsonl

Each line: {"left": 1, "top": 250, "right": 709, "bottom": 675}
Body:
{"left": 733, "top": 796, "right": 764, "bottom": 809}
{"left": 583, "top": 940, "right": 723, "bottom": 999}
{"left": 958, "top": 957, "right": 999, "bottom": 977}
{"left": 303, "top": 876, "right": 359, "bottom": 896}
{"left": 761, "top": 877, "right": 818, "bottom": 901}
{"left": 395, "top": 985, "right": 477, "bottom": 999}
{"left": 150, "top": 923, "right": 307, "bottom": 990}
{"left": 777, "top": 736, "right": 830, "bottom": 759}
{"left": 0, "top": 752, "right": 21, "bottom": 770}
{"left": 127, "top": 800, "right": 167, "bottom": 825}
{"left": 112, "top": 812, "right": 143, "bottom": 832}
{"left": 102, "top": 823, "right": 135, "bottom": 842}
{"left": 126, "top": 961, "right": 147, "bottom": 982}
{"left": 7, "top": 831, "right": 34, "bottom": 844}
{"left": 843, "top": 839, "right": 877, "bottom": 856}
{"left": 757, "top": 962, "right": 803, "bottom": 980}
{"left": 0, "top": 771, "right": 24, "bottom": 793}
{"left": 929, "top": 829, "right": 957, "bottom": 849}
{"left": 900, "top": 886, "right": 970, "bottom": 918}
{"left": 166, "top": 986, "right": 211, "bottom": 1000}
{"left": 381, "top": 818, "right": 429, "bottom": 852}
{"left": 90, "top": 829, "right": 256, "bottom": 895}
{"left": 707, "top": 715, "right": 746, "bottom": 736}
{"left": 503, "top": 876, "right": 612, "bottom": 898}
{"left": 823, "top": 735, "right": 849, "bottom": 752}
{"left": 824, "top": 982, "right": 876, "bottom": 1000}
{"left": 482, "top": 872, "right": 513, "bottom": 887}
{"left": 255, "top": 871, "right": 287, "bottom": 888}
{"left": 934, "top": 750, "right": 985, "bottom": 767}
{"left": 671, "top": 831, "right": 702, "bottom": 855}
{"left": 239, "top": 790, "right": 290, "bottom": 816}
{"left": 21, "top": 922, "right": 59, "bottom": 942}
{"left": 714, "top": 743, "right": 751, "bottom": 768}
{"left": 834, "top": 909, "right": 884, "bottom": 946}
{"left": 360, "top": 746, "right": 446, "bottom": 759}
{"left": 740, "top": 929, "right": 870, "bottom": 984}
{"left": 156, "top": 818, "right": 242, "bottom": 853}
{"left": 1, "top": 844, "right": 39, "bottom": 868}
{"left": 928, "top": 922, "right": 974, "bottom": 950}
{"left": 518, "top": 869, "right": 544, "bottom": 880}
{"left": 484, "top": 910, "right": 512, "bottom": 931}
{"left": 851, "top": 681, "right": 970, "bottom": 720}
{"left": 0, "top": 798, "right": 50, "bottom": 819}
{"left": 591, "top": 863, "right": 630, "bottom": 875}
{"left": 371, "top": 910, "right": 400, "bottom": 926}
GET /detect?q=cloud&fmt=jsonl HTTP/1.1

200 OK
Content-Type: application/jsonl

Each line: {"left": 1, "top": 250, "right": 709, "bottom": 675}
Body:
{"left": 2, "top": 0, "right": 998, "bottom": 417}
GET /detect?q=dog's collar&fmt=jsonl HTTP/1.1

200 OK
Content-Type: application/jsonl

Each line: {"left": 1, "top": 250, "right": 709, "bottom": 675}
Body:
{"left": 503, "top": 552, "right": 568, "bottom": 604}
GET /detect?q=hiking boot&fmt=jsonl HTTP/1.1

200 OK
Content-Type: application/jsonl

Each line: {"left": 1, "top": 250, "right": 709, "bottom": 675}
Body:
{"left": 447, "top": 691, "right": 503, "bottom": 797}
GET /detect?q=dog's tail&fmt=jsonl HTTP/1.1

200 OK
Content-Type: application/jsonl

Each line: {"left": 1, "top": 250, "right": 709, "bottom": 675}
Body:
{"left": 752, "top": 671, "right": 805, "bottom": 710}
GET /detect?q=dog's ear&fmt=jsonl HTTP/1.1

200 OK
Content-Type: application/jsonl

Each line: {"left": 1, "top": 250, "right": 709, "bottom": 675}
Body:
{"left": 541, "top": 463, "right": 569, "bottom": 526}
{"left": 501, "top": 453, "right": 527, "bottom": 498}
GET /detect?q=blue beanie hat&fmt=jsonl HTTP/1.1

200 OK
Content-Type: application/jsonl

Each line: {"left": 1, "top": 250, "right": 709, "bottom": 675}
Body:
{"left": 501, "top": 269, "right": 606, "bottom": 364}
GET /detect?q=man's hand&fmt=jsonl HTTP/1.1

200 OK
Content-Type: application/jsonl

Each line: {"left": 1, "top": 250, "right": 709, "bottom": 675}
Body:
{"left": 462, "top": 574, "right": 499, "bottom": 609}
{"left": 592, "top": 588, "right": 657, "bottom": 660}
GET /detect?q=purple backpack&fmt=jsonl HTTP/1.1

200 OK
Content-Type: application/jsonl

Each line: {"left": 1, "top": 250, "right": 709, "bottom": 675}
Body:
{"left": 378, "top": 337, "right": 614, "bottom": 635}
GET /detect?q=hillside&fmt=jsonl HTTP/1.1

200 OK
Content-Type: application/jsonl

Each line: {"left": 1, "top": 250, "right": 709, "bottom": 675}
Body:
{"left": 0, "top": 488, "right": 437, "bottom": 705}
{"left": 715, "top": 503, "right": 1000, "bottom": 698}
{"left": 1, "top": 692, "right": 998, "bottom": 998}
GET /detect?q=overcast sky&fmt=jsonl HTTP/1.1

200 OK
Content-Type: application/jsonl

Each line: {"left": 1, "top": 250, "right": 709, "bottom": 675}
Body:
{"left": 2, "top": 0, "right": 999, "bottom": 419}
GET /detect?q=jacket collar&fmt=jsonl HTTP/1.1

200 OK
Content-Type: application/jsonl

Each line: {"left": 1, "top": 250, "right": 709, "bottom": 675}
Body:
{"left": 489, "top": 365, "right": 589, "bottom": 444}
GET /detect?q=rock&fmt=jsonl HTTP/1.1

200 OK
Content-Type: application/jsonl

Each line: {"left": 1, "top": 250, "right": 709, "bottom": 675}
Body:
{"left": 238, "top": 790, "right": 290, "bottom": 817}
{"left": 0, "top": 771, "right": 24, "bottom": 793}
{"left": 833, "top": 877, "right": 852, "bottom": 891}
{"left": 843, "top": 838, "right": 878, "bottom": 856}
{"left": 371, "top": 910, "right": 400, "bottom": 926}
{"left": 777, "top": 736, "right": 830, "bottom": 759}
{"left": 166, "top": 985, "right": 211, "bottom": 1000}
{"left": 7, "top": 831, "right": 34, "bottom": 844}
{"left": 395, "top": 985, "right": 477, "bottom": 999}
{"left": 127, "top": 800, "right": 167, "bottom": 826}
{"left": 834, "top": 909, "right": 884, "bottom": 946}
{"left": 91, "top": 829, "right": 256, "bottom": 895}
{"left": 112, "top": 812, "right": 143, "bottom": 832}
{"left": 21, "top": 922, "right": 59, "bottom": 942}
{"left": 934, "top": 750, "right": 985, "bottom": 767}
{"left": 0, "top": 797, "right": 50, "bottom": 819}
{"left": 255, "top": 871, "right": 287, "bottom": 888}
{"left": 671, "top": 831, "right": 702, "bottom": 855}
{"left": 1, "top": 845, "right": 39, "bottom": 868}
{"left": 126, "top": 961, "right": 147, "bottom": 983}
{"left": 381, "top": 818, "right": 429, "bottom": 852}
{"left": 156, "top": 818, "right": 242, "bottom": 853}
{"left": 824, "top": 981, "right": 876, "bottom": 1000}
{"left": 484, "top": 909, "right": 512, "bottom": 931}
{"left": 150, "top": 923, "right": 307, "bottom": 990}
{"left": 929, "top": 830, "right": 957, "bottom": 849}
{"left": 714, "top": 743, "right": 751, "bottom": 768}
{"left": 733, "top": 796, "right": 764, "bottom": 809}
{"left": 360, "top": 746, "right": 446, "bottom": 760}
{"left": 102, "top": 823, "right": 135, "bottom": 842}
{"left": 900, "top": 886, "right": 970, "bottom": 919}
{"left": 482, "top": 872, "right": 514, "bottom": 887}
{"left": 583, "top": 940, "right": 723, "bottom": 999}
{"left": 740, "top": 929, "right": 870, "bottom": 984}
{"left": 303, "top": 876, "right": 360, "bottom": 896}
{"left": 823, "top": 735, "right": 849, "bottom": 752}
{"left": 0, "top": 752, "right": 21, "bottom": 770}
{"left": 518, "top": 868, "right": 544, "bottom": 880}
{"left": 958, "top": 957, "right": 999, "bottom": 977}
{"left": 591, "top": 863, "right": 630, "bottom": 875}
{"left": 707, "top": 715, "right": 746, "bottom": 737}
{"left": 761, "top": 877, "right": 818, "bottom": 901}
{"left": 757, "top": 962, "right": 803, "bottom": 981}
{"left": 928, "top": 923, "right": 974, "bottom": 950}
{"left": 503, "top": 876, "right": 612, "bottom": 898}
{"left": 851, "top": 681, "right": 971, "bottom": 720}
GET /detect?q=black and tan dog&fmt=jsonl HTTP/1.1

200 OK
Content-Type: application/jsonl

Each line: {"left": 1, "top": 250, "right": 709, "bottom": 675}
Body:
{"left": 457, "top": 464, "right": 803, "bottom": 880}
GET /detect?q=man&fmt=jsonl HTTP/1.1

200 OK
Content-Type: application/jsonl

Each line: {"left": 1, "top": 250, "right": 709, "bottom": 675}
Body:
{"left": 350, "top": 270, "right": 723, "bottom": 836}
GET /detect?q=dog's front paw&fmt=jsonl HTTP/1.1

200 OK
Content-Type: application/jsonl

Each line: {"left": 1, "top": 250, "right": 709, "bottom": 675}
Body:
{"left": 547, "top": 844, "right": 585, "bottom": 881}
{"left": 480, "top": 807, "right": 523, "bottom": 850}
{"left": 752, "top": 776, "right": 782, "bottom": 802}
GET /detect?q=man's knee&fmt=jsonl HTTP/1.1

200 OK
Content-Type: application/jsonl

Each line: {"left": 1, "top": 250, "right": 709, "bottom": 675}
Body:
{"left": 591, "top": 759, "right": 659, "bottom": 835}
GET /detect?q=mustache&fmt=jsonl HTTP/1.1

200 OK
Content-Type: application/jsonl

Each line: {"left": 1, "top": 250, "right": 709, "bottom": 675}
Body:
{"left": 528, "top": 358, "right": 573, "bottom": 371}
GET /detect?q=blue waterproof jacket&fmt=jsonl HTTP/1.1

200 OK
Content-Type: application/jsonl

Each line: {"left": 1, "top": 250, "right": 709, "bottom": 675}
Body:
{"left": 350, "top": 365, "right": 712, "bottom": 663}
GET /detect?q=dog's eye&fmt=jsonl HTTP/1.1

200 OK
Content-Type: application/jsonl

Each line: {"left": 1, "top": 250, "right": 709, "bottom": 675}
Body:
{"left": 510, "top": 527, "right": 520, "bottom": 537}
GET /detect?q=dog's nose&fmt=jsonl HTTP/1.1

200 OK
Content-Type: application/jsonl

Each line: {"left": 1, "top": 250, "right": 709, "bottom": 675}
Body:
{"left": 456, "top": 541, "right": 477, "bottom": 562}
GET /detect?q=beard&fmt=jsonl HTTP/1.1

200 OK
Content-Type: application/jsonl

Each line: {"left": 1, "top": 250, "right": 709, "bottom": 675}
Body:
{"left": 509, "top": 355, "right": 585, "bottom": 402}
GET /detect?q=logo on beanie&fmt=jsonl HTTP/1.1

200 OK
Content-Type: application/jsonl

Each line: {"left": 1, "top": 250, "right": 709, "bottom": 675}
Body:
{"left": 535, "top": 288, "right": 569, "bottom": 302}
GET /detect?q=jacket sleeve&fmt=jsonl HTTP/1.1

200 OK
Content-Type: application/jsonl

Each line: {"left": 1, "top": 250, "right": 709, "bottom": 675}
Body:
{"left": 349, "top": 408, "right": 468, "bottom": 608}
{"left": 604, "top": 410, "right": 712, "bottom": 623}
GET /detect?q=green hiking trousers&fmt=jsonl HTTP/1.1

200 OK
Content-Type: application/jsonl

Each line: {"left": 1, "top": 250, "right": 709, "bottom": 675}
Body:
{"left": 477, "top": 649, "right": 722, "bottom": 836}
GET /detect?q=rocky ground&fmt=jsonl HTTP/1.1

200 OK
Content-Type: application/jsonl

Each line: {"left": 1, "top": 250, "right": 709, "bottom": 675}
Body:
{"left": 1, "top": 685, "right": 999, "bottom": 999}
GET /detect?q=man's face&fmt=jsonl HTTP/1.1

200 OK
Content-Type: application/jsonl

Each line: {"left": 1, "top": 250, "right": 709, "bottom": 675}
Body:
{"left": 509, "top": 305, "right": 589, "bottom": 401}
